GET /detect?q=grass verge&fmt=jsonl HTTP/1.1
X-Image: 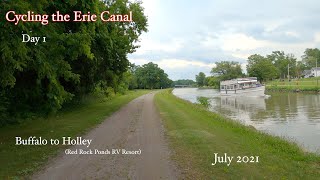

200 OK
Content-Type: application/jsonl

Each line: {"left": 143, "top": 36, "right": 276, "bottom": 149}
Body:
{"left": 155, "top": 89, "right": 320, "bottom": 179}
{"left": 266, "top": 78, "right": 320, "bottom": 92}
{"left": 0, "top": 90, "right": 151, "bottom": 179}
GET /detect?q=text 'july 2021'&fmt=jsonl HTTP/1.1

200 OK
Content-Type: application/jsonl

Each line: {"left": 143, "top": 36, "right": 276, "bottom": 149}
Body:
{"left": 5, "top": 11, "right": 133, "bottom": 25}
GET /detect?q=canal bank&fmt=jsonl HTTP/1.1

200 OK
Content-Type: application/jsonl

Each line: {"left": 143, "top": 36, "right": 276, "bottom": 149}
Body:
{"left": 266, "top": 85, "right": 320, "bottom": 93}
{"left": 266, "top": 78, "right": 320, "bottom": 93}
{"left": 173, "top": 88, "right": 320, "bottom": 153}
{"left": 155, "top": 89, "right": 320, "bottom": 179}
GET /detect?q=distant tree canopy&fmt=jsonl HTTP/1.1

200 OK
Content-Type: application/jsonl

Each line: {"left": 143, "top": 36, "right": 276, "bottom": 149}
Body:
{"left": 302, "top": 48, "right": 320, "bottom": 69}
{"left": 0, "top": 0, "right": 148, "bottom": 125}
{"left": 173, "top": 79, "right": 195, "bottom": 86}
{"left": 211, "top": 61, "right": 243, "bottom": 81}
{"left": 196, "top": 72, "right": 206, "bottom": 87}
{"left": 267, "top": 51, "right": 297, "bottom": 79}
{"left": 129, "top": 62, "right": 172, "bottom": 89}
{"left": 247, "top": 54, "right": 278, "bottom": 82}
{"left": 205, "top": 76, "right": 220, "bottom": 88}
{"left": 246, "top": 49, "right": 320, "bottom": 81}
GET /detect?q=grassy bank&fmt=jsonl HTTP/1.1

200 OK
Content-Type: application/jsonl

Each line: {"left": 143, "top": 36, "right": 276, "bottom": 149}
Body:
{"left": 0, "top": 90, "right": 151, "bottom": 179}
{"left": 266, "top": 78, "right": 320, "bottom": 92}
{"left": 155, "top": 90, "right": 320, "bottom": 179}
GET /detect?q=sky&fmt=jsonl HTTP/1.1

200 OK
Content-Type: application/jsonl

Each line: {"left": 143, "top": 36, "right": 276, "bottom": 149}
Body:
{"left": 128, "top": 0, "right": 320, "bottom": 80}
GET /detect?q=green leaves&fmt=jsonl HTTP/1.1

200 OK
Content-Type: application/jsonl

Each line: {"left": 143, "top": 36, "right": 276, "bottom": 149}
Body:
{"left": 196, "top": 72, "right": 206, "bottom": 87}
{"left": 0, "top": 0, "right": 148, "bottom": 125}
{"left": 302, "top": 48, "right": 320, "bottom": 69}
{"left": 133, "top": 62, "right": 172, "bottom": 89}
{"left": 211, "top": 61, "right": 243, "bottom": 81}
{"left": 247, "top": 54, "right": 278, "bottom": 82}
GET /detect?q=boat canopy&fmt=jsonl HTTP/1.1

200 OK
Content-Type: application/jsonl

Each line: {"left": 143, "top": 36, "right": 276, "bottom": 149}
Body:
{"left": 220, "top": 77, "right": 258, "bottom": 86}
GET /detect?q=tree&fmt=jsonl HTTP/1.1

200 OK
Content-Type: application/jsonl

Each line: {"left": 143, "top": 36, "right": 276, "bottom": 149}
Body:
{"left": 211, "top": 61, "right": 243, "bottom": 80}
{"left": 134, "top": 62, "right": 172, "bottom": 89}
{"left": 173, "top": 79, "right": 196, "bottom": 86}
{"left": 296, "top": 61, "right": 307, "bottom": 78}
{"left": 205, "top": 76, "right": 220, "bottom": 88}
{"left": 0, "top": 0, "right": 148, "bottom": 125}
{"left": 196, "top": 72, "right": 206, "bottom": 87}
{"left": 247, "top": 54, "right": 278, "bottom": 82}
{"left": 267, "top": 51, "right": 297, "bottom": 79}
{"left": 302, "top": 48, "right": 320, "bottom": 69}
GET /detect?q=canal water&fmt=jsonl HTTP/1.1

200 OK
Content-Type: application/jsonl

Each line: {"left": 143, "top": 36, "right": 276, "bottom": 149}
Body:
{"left": 172, "top": 88, "right": 320, "bottom": 153}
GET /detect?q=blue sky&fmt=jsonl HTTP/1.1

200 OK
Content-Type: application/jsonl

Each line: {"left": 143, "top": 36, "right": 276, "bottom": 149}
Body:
{"left": 128, "top": 0, "right": 320, "bottom": 80}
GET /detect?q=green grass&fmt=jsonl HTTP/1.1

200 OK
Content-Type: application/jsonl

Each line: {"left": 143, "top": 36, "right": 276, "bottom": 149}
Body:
{"left": 266, "top": 77, "right": 320, "bottom": 91}
{"left": 0, "top": 90, "right": 151, "bottom": 179}
{"left": 155, "top": 90, "right": 320, "bottom": 179}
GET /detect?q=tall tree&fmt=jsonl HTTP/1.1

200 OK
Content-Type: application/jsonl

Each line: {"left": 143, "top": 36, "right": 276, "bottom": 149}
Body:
{"left": 211, "top": 61, "right": 243, "bottom": 80}
{"left": 296, "top": 61, "right": 307, "bottom": 78}
{"left": 196, "top": 72, "right": 206, "bottom": 87}
{"left": 247, "top": 54, "right": 278, "bottom": 82}
{"left": 0, "top": 0, "right": 148, "bottom": 125}
{"left": 135, "top": 62, "right": 172, "bottom": 89}
{"left": 267, "top": 51, "right": 297, "bottom": 79}
{"left": 302, "top": 48, "right": 320, "bottom": 69}
{"left": 205, "top": 76, "right": 220, "bottom": 88}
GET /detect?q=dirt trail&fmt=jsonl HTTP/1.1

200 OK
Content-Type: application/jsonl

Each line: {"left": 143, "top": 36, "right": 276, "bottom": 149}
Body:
{"left": 33, "top": 92, "right": 179, "bottom": 180}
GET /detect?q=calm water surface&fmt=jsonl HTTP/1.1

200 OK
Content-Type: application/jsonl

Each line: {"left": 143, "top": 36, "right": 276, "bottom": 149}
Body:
{"left": 173, "top": 88, "right": 320, "bottom": 153}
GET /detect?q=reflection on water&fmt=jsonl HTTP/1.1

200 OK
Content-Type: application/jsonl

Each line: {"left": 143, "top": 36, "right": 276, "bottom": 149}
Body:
{"left": 173, "top": 88, "right": 320, "bottom": 153}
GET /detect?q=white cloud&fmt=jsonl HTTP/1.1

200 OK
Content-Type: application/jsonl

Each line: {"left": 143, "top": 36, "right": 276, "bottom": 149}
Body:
{"left": 130, "top": 0, "right": 320, "bottom": 80}
{"left": 129, "top": 58, "right": 149, "bottom": 65}
{"left": 231, "top": 53, "right": 251, "bottom": 60}
{"left": 241, "top": 63, "right": 248, "bottom": 74}
{"left": 141, "top": 0, "right": 158, "bottom": 17}
{"left": 129, "top": 58, "right": 215, "bottom": 69}
{"left": 314, "top": 32, "right": 320, "bottom": 43}
{"left": 156, "top": 59, "right": 215, "bottom": 69}
{"left": 134, "top": 38, "right": 184, "bottom": 55}
{"left": 285, "top": 31, "right": 299, "bottom": 38}
{"left": 201, "top": 35, "right": 220, "bottom": 48}
{"left": 129, "top": 58, "right": 215, "bottom": 80}
{"left": 221, "top": 33, "right": 269, "bottom": 51}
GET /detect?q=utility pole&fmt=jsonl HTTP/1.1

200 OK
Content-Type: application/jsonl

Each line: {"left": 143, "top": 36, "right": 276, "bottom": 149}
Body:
{"left": 316, "top": 59, "right": 318, "bottom": 86}
{"left": 288, "top": 64, "right": 290, "bottom": 82}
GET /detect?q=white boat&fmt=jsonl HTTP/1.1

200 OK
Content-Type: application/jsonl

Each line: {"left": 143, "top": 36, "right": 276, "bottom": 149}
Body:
{"left": 220, "top": 77, "right": 265, "bottom": 96}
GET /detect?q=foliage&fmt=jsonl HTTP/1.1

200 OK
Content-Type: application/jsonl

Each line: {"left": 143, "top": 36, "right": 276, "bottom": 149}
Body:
{"left": 205, "top": 76, "right": 220, "bottom": 88}
{"left": 196, "top": 96, "right": 210, "bottom": 108}
{"left": 246, "top": 50, "right": 319, "bottom": 81}
{"left": 267, "top": 51, "right": 297, "bottom": 79}
{"left": 0, "top": 0, "right": 148, "bottom": 125}
{"left": 247, "top": 54, "right": 278, "bottom": 82}
{"left": 211, "top": 61, "right": 243, "bottom": 80}
{"left": 195, "top": 72, "right": 206, "bottom": 87}
{"left": 130, "top": 62, "right": 172, "bottom": 89}
{"left": 302, "top": 48, "right": 320, "bottom": 69}
{"left": 173, "top": 79, "right": 196, "bottom": 86}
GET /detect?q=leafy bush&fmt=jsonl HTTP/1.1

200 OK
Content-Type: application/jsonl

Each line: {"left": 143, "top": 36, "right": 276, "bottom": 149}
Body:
{"left": 197, "top": 96, "right": 211, "bottom": 108}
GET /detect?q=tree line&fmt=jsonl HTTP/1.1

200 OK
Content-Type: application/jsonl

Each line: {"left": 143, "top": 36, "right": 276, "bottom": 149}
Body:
{"left": 247, "top": 49, "right": 320, "bottom": 82}
{"left": 194, "top": 48, "right": 320, "bottom": 88}
{"left": 195, "top": 61, "right": 243, "bottom": 88}
{"left": 127, "top": 62, "right": 172, "bottom": 90}
{"left": 0, "top": 0, "right": 173, "bottom": 126}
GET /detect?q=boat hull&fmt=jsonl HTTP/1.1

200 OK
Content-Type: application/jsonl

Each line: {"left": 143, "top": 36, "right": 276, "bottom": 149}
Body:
{"left": 220, "top": 86, "right": 265, "bottom": 96}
